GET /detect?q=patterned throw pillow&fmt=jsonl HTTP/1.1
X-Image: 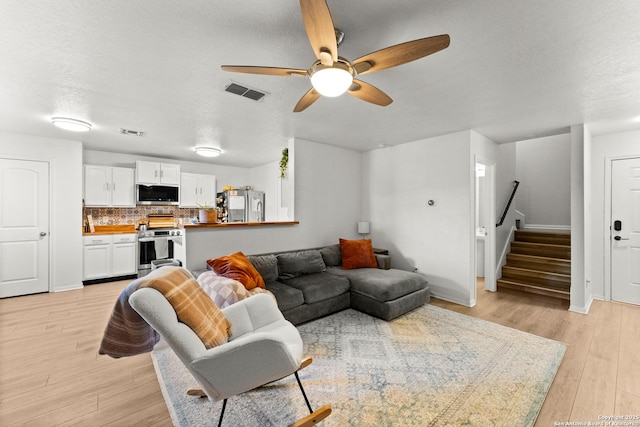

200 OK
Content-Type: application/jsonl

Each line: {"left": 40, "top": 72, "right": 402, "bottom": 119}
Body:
{"left": 339, "top": 238, "right": 378, "bottom": 270}
{"left": 207, "top": 251, "right": 266, "bottom": 290}
{"left": 197, "top": 271, "right": 276, "bottom": 308}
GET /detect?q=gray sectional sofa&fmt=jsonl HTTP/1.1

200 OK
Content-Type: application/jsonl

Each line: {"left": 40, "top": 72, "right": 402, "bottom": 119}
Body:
{"left": 247, "top": 244, "right": 430, "bottom": 325}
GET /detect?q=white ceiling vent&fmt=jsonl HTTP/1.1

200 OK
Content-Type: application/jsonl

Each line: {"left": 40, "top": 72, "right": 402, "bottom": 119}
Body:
{"left": 224, "top": 81, "right": 269, "bottom": 102}
{"left": 120, "top": 128, "right": 146, "bottom": 137}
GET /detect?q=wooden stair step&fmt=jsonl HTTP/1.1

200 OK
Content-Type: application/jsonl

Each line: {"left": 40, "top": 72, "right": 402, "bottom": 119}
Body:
{"left": 497, "top": 279, "right": 571, "bottom": 300}
{"left": 506, "top": 253, "right": 571, "bottom": 274}
{"left": 499, "top": 231, "right": 571, "bottom": 301}
{"left": 515, "top": 230, "right": 571, "bottom": 246}
{"left": 510, "top": 241, "right": 571, "bottom": 259}
{"left": 501, "top": 266, "right": 570, "bottom": 289}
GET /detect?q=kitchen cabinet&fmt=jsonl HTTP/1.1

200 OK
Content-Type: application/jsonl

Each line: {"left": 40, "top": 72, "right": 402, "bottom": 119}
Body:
{"left": 136, "top": 161, "right": 180, "bottom": 185}
{"left": 84, "top": 165, "right": 135, "bottom": 207}
{"left": 180, "top": 173, "right": 217, "bottom": 207}
{"left": 83, "top": 234, "right": 137, "bottom": 280}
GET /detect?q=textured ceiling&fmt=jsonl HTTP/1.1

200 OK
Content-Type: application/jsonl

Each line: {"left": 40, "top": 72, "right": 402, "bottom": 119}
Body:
{"left": 1, "top": 0, "right": 640, "bottom": 167}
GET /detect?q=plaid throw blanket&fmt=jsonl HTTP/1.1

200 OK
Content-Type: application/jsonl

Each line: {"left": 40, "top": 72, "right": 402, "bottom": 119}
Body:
{"left": 99, "top": 267, "right": 231, "bottom": 358}
{"left": 98, "top": 280, "right": 160, "bottom": 358}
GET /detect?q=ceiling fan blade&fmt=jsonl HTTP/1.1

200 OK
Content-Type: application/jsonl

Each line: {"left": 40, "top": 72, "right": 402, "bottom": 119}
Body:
{"left": 353, "top": 34, "right": 450, "bottom": 75}
{"left": 221, "top": 65, "right": 307, "bottom": 77}
{"left": 300, "top": 0, "right": 338, "bottom": 65}
{"left": 293, "top": 88, "right": 321, "bottom": 112}
{"left": 348, "top": 79, "right": 393, "bottom": 107}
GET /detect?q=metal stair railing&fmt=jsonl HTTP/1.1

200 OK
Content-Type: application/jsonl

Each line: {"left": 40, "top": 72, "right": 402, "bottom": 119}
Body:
{"left": 496, "top": 180, "right": 519, "bottom": 227}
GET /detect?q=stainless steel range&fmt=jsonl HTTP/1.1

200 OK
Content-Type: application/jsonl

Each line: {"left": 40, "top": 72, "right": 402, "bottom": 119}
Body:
{"left": 137, "top": 227, "right": 183, "bottom": 277}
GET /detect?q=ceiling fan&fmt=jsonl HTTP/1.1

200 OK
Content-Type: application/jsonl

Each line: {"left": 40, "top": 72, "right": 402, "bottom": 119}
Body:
{"left": 221, "top": 0, "right": 450, "bottom": 112}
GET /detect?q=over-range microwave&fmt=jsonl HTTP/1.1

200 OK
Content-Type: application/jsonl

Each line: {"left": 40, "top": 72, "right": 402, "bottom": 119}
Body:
{"left": 136, "top": 184, "right": 179, "bottom": 206}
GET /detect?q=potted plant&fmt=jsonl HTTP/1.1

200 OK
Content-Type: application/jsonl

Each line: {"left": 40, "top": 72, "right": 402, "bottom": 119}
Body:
{"left": 279, "top": 147, "right": 288, "bottom": 179}
{"left": 197, "top": 203, "right": 218, "bottom": 224}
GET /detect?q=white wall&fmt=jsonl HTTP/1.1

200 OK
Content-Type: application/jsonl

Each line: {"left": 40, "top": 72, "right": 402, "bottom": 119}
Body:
{"left": 515, "top": 134, "right": 571, "bottom": 228}
{"left": 182, "top": 138, "right": 363, "bottom": 270}
{"left": 590, "top": 129, "right": 640, "bottom": 300}
{"left": 0, "top": 132, "right": 83, "bottom": 292}
{"left": 470, "top": 131, "right": 499, "bottom": 295}
{"left": 495, "top": 143, "right": 517, "bottom": 271}
{"left": 247, "top": 159, "right": 279, "bottom": 221}
{"left": 246, "top": 141, "right": 294, "bottom": 222}
{"left": 364, "top": 130, "right": 475, "bottom": 306}
{"left": 569, "top": 125, "right": 588, "bottom": 313}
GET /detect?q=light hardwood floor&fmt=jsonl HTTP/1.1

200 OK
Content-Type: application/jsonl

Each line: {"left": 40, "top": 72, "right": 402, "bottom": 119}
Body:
{"left": 1, "top": 279, "right": 638, "bottom": 426}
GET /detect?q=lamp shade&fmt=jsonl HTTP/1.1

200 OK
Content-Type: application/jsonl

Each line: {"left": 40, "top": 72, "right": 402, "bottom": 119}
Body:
{"left": 310, "top": 67, "right": 353, "bottom": 97}
{"left": 357, "top": 221, "right": 370, "bottom": 234}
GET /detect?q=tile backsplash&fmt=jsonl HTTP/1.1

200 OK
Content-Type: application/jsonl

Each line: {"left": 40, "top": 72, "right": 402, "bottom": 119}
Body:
{"left": 83, "top": 206, "right": 200, "bottom": 227}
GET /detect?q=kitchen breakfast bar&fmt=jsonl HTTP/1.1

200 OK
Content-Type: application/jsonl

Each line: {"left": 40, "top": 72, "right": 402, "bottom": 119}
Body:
{"left": 81, "top": 221, "right": 298, "bottom": 283}
{"left": 177, "top": 221, "right": 299, "bottom": 273}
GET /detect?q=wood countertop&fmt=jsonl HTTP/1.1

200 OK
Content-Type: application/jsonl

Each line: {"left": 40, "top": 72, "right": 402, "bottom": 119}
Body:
{"left": 183, "top": 221, "right": 299, "bottom": 229}
{"left": 82, "top": 222, "right": 299, "bottom": 234}
{"left": 82, "top": 225, "right": 137, "bottom": 236}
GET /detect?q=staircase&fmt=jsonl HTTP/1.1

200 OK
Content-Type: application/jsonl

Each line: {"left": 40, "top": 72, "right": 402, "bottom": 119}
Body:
{"left": 497, "top": 230, "right": 571, "bottom": 300}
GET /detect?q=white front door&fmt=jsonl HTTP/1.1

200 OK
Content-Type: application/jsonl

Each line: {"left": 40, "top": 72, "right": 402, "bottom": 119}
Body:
{"left": 0, "top": 159, "right": 49, "bottom": 298}
{"left": 611, "top": 157, "right": 640, "bottom": 305}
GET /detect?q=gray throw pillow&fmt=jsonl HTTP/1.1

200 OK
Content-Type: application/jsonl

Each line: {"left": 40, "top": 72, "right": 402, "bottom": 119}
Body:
{"left": 277, "top": 250, "right": 326, "bottom": 279}
{"left": 247, "top": 254, "right": 279, "bottom": 282}
{"left": 320, "top": 244, "right": 342, "bottom": 267}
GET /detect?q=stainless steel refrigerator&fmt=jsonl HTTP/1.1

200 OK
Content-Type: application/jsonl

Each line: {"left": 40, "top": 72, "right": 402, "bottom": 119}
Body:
{"left": 225, "top": 189, "right": 265, "bottom": 222}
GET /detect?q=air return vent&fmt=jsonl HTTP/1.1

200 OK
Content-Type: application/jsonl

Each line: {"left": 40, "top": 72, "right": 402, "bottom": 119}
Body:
{"left": 224, "top": 82, "right": 268, "bottom": 102}
{"left": 120, "top": 128, "right": 146, "bottom": 137}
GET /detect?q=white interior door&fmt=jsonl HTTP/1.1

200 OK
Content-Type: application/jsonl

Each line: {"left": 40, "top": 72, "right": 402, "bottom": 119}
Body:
{"left": 0, "top": 159, "right": 49, "bottom": 298}
{"left": 611, "top": 157, "right": 640, "bottom": 305}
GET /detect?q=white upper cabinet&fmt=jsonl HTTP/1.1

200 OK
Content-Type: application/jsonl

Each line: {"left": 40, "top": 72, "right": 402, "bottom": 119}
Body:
{"left": 84, "top": 165, "right": 135, "bottom": 207}
{"left": 180, "top": 173, "right": 216, "bottom": 207}
{"left": 110, "top": 167, "right": 136, "bottom": 206}
{"left": 136, "top": 161, "right": 180, "bottom": 185}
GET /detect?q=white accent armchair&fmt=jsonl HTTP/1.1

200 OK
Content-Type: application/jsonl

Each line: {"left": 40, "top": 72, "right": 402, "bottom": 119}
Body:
{"left": 129, "top": 290, "right": 330, "bottom": 427}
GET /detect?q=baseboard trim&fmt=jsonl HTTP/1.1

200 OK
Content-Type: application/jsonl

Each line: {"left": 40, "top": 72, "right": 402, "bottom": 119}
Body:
{"left": 569, "top": 295, "right": 593, "bottom": 314}
{"left": 53, "top": 284, "right": 84, "bottom": 292}
{"left": 496, "top": 225, "right": 516, "bottom": 279}
{"left": 430, "top": 291, "right": 474, "bottom": 307}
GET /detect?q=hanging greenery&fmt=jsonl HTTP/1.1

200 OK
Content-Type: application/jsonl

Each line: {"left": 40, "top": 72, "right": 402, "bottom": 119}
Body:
{"left": 279, "top": 147, "right": 289, "bottom": 179}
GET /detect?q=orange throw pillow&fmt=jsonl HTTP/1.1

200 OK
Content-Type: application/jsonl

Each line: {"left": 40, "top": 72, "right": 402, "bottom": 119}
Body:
{"left": 207, "top": 251, "right": 265, "bottom": 290}
{"left": 339, "top": 238, "right": 378, "bottom": 270}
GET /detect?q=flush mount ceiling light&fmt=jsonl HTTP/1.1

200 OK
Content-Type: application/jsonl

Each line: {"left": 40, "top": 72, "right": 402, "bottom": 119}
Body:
{"left": 50, "top": 117, "right": 92, "bottom": 132}
{"left": 195, "top": 146, "right": 222, "bottom": 157}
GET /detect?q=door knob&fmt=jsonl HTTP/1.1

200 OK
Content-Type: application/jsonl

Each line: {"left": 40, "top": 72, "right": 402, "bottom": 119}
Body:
{"left": 39, "top": 232, "right": 47, "bottom": 236}
{"left": 614, "top": 235, "right": 629, "bottom": 241}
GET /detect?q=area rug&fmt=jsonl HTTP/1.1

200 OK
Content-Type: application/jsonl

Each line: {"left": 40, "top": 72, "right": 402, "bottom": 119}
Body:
{"left": 151, "top": 305, "right": 566, "bottom": 426}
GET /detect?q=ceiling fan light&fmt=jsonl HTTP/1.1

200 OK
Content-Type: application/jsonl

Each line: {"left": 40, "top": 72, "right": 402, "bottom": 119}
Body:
{"left": 51, "top": 117, "right": 92, "bottom": 132}
{"left": 195, "top": 146, "right": 222, "bottom": 157}
{"left": 310, "top": 66, "right": 353, "bottom": 97}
